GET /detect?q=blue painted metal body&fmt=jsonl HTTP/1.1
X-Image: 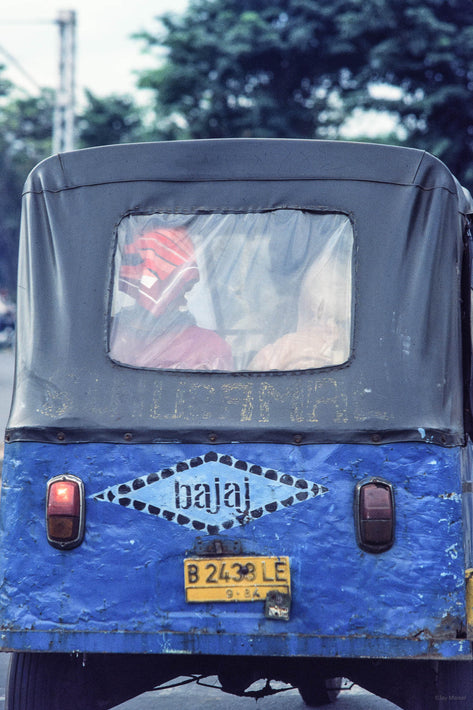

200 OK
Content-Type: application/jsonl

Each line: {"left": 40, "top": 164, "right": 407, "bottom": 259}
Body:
{"left": 0, "top": 440, "right": 470, "bottom": 659}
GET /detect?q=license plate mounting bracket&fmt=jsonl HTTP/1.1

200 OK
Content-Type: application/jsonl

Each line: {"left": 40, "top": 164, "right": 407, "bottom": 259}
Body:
{"left": 194, "top": 537, "right": 243, "bottom": 556}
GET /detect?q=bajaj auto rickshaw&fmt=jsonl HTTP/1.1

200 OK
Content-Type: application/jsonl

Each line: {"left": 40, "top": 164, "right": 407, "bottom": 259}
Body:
{"left": 1, "top": 139, "right": 473, "bottom": 709}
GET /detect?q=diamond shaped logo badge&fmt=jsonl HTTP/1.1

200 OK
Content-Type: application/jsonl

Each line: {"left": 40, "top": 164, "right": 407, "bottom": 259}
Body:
{"left": 92, "top": 451, "right": 328, "bottom": 535}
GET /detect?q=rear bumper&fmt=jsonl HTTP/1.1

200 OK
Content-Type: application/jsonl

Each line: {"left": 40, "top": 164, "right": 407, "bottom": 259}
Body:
{"left": 1, "top": 630, "right": 472, "bottom": 659}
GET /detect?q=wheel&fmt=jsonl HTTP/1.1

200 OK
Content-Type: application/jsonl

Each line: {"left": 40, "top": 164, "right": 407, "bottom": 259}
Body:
{"left": 5, "top": 652, "right": 97, "bottom": 710}
{"left": 298, "top": 677, "right": 341, "bottom": 707}
{"left": 6, "top": 651, "right": 178, "bottom": 710}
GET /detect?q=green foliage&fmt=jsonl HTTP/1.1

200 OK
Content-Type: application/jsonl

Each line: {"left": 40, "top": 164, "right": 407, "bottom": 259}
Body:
{"left": 136, "top": 0, "right": 356, "bottom": 139}
{"left": 0, "top": 78, "right": 146, "bottom": 292}
{"left": 339, "top": 0, "right": 473, "bottom": 185}
{"left": 0, "top": 149, "right": 22, "bottom": 294}
{"left": 1, "top": 0, "right": 473, "bottom": 293}
{"left": 78, "top": 90, "right": 145, "bottom": 147}
{"left": 137, "top": 0, "right": 473, "bottom": 187}
{"left": 0, "top": 64, "right": 12, "bottom": 98}
{"left": 0, "top": 83, "right": 55, "bottom": 293}
{"left": 0, "top": 89, "right": 54, "bottom": 167}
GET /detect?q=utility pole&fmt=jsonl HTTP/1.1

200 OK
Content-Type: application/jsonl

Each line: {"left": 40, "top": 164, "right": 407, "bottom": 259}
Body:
{"left": 53, "top": 10, "right": 76, "bottom": 154}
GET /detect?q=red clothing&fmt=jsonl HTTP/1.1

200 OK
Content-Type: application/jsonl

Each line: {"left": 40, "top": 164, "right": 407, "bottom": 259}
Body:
{"left": 112, "top": 324, "right": 233, "bottom": 371}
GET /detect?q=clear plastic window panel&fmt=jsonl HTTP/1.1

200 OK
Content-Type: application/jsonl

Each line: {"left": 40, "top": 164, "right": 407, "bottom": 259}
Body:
{"left": 109, "top": 210, "right": 353, "bottom": 372}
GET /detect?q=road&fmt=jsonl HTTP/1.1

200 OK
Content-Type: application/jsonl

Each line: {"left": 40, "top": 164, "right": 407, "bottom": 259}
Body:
{"left": 113, "top": 677, "right": 402, "bottom": 710}
{"left": 0, "top": 347, "right": 401, "bottom": 709}
{"left": 0, "top": 348, "right": 13, "bottom": 438}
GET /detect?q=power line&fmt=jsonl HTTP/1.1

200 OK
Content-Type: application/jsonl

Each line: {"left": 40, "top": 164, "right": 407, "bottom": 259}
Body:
{"left": 0, "top": 18, "right": 57, "bottom": 92}
{"left": 0, "top": 11, "right": 77, "bottom": 152}
{"left": 0, "top": 44, "right": 42, "bottom": 92}
{"left": 0, "top": 20, "right": 54, "bottom": 25}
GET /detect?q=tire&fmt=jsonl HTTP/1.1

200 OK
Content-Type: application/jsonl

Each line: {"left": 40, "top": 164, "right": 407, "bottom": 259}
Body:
{"left": 298, "top": 677, "right": 341, "bottom": 707}
{"left": 5, "top": 652, "right": 97, "bottom": 710}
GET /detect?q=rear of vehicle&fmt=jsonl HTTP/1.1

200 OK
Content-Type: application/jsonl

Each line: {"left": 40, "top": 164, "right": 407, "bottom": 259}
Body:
{"left": 1, "top": 139, "right": 473, "bottom": 709}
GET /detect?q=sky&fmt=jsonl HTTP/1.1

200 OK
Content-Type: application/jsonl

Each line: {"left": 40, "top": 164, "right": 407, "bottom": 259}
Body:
{"left": 1, "top": 1, "right": 189, "bottom": 100}
{"left": 0, "top": 0, "right": 398, "bottom": 138}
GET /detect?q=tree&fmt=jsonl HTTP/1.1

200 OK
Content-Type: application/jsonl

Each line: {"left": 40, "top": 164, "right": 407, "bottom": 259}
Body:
{"left": 136, "top": 0, "right": 358, "bottom": 139}
{"left": 0, "top": 80, "right": 54, "bottom": 294}
{"left": 78, "top": 90, "right": 145, "bottom": 147}
{"left": 136, "top": 0, "right": 473, "bottom": 188}
{"left": 0, "top": 89, "right": 54, "bottom": 166}
{"left": 336, "top": 0, "right": 473, "bottom": 186}
{"left": 0, "top": 83, "right": 147, "bottom": 293}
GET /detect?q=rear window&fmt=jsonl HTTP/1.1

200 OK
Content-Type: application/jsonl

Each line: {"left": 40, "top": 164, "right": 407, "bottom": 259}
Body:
{"left": 109, "top": 210, "right": 353, "bottom": 372}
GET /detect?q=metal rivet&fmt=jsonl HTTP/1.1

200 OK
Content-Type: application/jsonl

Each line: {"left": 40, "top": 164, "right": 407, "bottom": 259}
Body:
{"left": 293, "top": 434, "right": 303, "bottom": 445}
{"left": 208, "top": 433, "right": 217, "bottom": 442}
{"left": 57, "top": 432, "right": 65, "bottom": 441}
{"left": 371, "top": 434, "right": 381, "bottom": 444}
{"left": 4, "top": 434, "right": 10, "bottom": 442}
{"left": 124, "top": 433, "right": 133, "bottom": 442}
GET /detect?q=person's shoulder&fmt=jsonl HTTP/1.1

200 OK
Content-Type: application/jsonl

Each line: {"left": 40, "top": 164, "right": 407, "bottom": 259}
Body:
{"left": 188, "top": 325, "right": 229, "bottom": 347}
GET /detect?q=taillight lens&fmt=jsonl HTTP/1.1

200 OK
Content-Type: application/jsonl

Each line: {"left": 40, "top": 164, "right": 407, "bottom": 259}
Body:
{"left": 46, "top": 475, "right": 85, "bottom": 549}
{"left": 355, "top": 478, "right": 394, "bottom": 553}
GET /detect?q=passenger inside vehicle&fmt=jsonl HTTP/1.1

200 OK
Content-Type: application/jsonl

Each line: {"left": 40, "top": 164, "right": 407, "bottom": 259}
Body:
{"left": 249, "top": 254, "right": 351, "bottom": 371}
{"left": 109, "top": 226, "right": 233, "bottom": 370}
{"left": 109, "top": 210, "right": 352, "bottom": 373}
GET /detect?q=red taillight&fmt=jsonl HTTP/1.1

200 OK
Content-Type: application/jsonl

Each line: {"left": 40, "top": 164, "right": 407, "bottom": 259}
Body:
{"left": 46, "top": 475, "right": 85, "bottom": 549}
{"left": 355, "top": 478, "right": 394, "bottom": 553}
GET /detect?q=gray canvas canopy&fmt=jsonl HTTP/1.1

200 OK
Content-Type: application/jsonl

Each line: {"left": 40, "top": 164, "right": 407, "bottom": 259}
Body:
{"left": 6, "top": 139, "right": 473, "bottom": 446}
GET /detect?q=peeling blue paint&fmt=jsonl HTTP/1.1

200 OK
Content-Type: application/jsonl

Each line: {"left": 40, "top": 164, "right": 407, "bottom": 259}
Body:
{"left": 0, "top": 441, "right": 470, "bottom": 659}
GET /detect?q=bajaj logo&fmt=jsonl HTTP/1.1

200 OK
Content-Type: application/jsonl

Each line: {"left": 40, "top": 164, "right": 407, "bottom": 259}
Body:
{"left": 92, "top": 452, "right": 328, "bottom": 535}
{"left": 174, "top": 475, "right": 251, "bottom": 515}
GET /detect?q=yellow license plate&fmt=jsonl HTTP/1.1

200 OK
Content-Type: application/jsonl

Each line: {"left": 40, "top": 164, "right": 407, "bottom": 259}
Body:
{"left": 184, "top": 555, "right": 290, "bottom": 602}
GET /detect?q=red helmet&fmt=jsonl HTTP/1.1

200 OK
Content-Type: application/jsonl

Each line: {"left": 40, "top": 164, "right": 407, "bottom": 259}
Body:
{"left": 118, "top": 227, "right": 199, "bottom": 316}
